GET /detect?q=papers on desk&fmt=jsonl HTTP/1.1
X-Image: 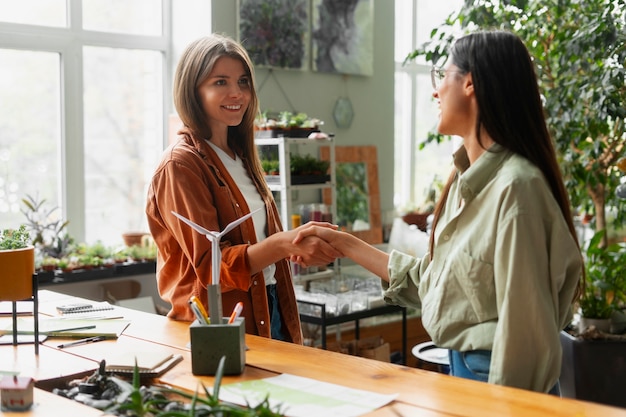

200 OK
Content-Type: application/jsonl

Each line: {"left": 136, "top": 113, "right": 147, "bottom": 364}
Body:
{"left": 0, "top": 334, "right": 48, "bottom": 345}
{"left": 0, "top": 301, "right": 33, "bottom": 316}
{"left": 5, "top": 317, "right": 130, "bottom": 338}
{"left": 219, "top": 374, "right": 397, "bottom": 417}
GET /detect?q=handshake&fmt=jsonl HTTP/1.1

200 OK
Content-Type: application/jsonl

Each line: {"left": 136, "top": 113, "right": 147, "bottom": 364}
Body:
{"left": 279, "top": 220, "right": 389, "bottom": 283}
{"left": 287, "top": 221, "right": 346, "bottom": 268}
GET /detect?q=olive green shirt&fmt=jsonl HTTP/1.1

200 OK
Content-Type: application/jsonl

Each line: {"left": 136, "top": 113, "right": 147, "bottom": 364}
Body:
{"left": 383, "top": 144, "right": 582, "bottom": 392}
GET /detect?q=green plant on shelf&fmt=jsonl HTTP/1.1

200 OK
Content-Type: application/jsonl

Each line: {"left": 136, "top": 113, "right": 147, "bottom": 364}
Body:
{"left": 290, "top": 153, "right": 329, "bottom": 176}
{"left": 261, "top": 159, "right": 280, "bottom": 175}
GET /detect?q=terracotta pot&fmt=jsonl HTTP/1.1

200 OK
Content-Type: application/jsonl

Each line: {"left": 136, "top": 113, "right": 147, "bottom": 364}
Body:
{"left": 401, "top": 212, "right": 430, "bottom": 232}
{"left": 0, "top": 246, "right": 35, "bottom": 300}
{"left": 122, "top": 232, "right": 147, "bottom": 247}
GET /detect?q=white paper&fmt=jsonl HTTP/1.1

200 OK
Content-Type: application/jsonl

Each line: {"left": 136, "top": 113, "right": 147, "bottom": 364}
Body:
{"left": 219, "top": 373, "right": 397, "bottom": 417}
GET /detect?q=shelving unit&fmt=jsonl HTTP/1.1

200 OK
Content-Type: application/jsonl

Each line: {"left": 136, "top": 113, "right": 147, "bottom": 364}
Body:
{"left": 256, "top": 136, "right": 337, "bottom": 283}
{"left": 255, "top": 136, "right": 336, "bottom": 231}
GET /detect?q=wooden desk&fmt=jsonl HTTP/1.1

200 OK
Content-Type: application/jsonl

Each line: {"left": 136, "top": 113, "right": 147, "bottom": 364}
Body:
{"left": 5, "top": 290, "right": 626, "bottom": 417}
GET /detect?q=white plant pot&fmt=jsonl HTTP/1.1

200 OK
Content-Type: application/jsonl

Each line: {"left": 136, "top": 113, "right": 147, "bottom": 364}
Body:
{"left": 578, "top": 317, "right": 611, "bottom": 334}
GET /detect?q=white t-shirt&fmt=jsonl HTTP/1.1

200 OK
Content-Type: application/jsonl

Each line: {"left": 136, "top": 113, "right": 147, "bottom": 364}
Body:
{"left": 206, "top": 140, "right": 276, "bottom": 285}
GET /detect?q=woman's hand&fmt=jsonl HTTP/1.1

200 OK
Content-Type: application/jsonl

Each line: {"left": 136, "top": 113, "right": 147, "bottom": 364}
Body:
{"left": 286, "top": 222, "right": 343, "bottom": 267}
{"left": 291, "top": 223, "right": 391, "bottom": 281}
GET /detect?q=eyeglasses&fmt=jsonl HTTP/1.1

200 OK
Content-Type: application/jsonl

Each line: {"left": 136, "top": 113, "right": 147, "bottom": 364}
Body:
{"left": 430, "top": 66, "right": 462, "bottom": 90}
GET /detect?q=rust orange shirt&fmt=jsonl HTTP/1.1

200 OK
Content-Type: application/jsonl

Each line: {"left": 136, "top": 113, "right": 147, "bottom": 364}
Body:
{"left": 146, "top": 130, "right": 302, "bottom": 344}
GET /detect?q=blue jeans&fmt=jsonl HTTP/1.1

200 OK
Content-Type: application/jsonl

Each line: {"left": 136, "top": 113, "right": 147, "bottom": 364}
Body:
{"left": 448, "top": 350, "right": 561, "bottom": 396}
{"left": 266, "top": 284, "right": 285, "bottom": 341}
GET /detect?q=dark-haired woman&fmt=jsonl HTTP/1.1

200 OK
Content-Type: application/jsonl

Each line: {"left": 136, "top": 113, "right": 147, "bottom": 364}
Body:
{"left": 294, "top": 30, "right": 583, "bottom": 393}
{"left": 146, "top": 34, "right": 340, "bottom": 343}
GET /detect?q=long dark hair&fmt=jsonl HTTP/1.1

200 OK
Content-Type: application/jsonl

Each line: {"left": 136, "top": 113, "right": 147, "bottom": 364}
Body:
{"left": 429, "top": 30, "right": 584, "bottom": 299}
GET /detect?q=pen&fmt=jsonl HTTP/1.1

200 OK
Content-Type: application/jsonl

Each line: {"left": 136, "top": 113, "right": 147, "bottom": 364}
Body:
{"left": 190, "top": 296, "right": 210, "bottom": 323}
{"left": 188, "top": 298, "right": 210, "bottom": 325}
{"left": 228, "top": 302, "right": 243, "bottom": 324}
{"left": 57, "top": 336, "right": 105, "bottom": 349}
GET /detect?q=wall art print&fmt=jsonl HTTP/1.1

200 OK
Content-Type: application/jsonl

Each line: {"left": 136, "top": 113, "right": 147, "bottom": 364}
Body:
{"left": 237, "top": 0, "right": 309, "bottom": 70}
{"left": 311, "top": 0, "right": 374, "bottom": 76}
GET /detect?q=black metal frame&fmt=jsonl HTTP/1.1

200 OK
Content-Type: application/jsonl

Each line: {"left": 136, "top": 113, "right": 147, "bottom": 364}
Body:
{"left": 7, "top": 273, "right": 39, "bottom": 354}
{"left": 298, "top": 299, "right": 407, "bottom": 364}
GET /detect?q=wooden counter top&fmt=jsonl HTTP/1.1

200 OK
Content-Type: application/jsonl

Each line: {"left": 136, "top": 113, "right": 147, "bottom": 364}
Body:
{"left": 4, "top": 290, "right": 626, "bottom": 416}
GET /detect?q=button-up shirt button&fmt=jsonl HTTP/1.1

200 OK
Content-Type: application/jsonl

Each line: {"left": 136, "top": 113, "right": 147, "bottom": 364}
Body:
{"left": 443, "top": 234, "right": 450, "bottom": 241}
{"left": 260, "top": 320, "right": 265, "bottom": 325}
{"left": 253, "top": 281, "right": 257, "bottom": 285}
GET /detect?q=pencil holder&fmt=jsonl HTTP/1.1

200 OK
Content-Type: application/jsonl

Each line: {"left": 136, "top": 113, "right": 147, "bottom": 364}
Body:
{"left": 190, "top": 318, "right": 245, "bottom": 375}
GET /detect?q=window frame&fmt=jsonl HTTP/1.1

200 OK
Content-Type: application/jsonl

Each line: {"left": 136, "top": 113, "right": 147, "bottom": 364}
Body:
{"left": 394, "top": 0, "right": 462, "bottom": 211}
{"left": 0, "top": 0, "right": 172, "bottom": 242}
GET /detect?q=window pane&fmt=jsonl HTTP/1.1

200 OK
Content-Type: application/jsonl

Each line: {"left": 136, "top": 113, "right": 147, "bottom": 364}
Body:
{"left": 0, "top": 0, "right": 66, "bottom": 27}
{"left": 0, "top": 49, "right": 61, "bottom": 229}
{"left": 393, "top": 71, "right": 413, "bottom": 208}
{"left": 83, "top": 46, "right": 163, "bottom": 245}
{"left": 83, "top": 0, "right": 163, "bottom": 35}
{"left": 413, "top": 74, "right": 457, "bottom": 204}
{"left": 412, "top": 0, "right": 464, "bottom": 65}
{"left": 394, "top": 0, "right": 414, "bottom": 62}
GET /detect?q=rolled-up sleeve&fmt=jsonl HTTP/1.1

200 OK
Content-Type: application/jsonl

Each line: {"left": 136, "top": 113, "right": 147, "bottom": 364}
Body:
{"left": 382, "top": 249, "right": 428, "bottom": 307}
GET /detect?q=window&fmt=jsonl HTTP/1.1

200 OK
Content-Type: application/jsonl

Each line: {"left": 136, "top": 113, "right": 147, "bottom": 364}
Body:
{"left": 0, "top": 0, "right": 170, "bottom": 246}
{"left": 394, "top": 0, "right": 462, "bottom": 211}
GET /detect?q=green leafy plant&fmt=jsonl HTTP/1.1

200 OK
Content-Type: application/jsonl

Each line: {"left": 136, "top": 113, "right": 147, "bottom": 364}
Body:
{"left": 335, "top": 161, "right": 369, "bottom": 228}
{"left": 406, "top": 0, "right": 626, "bottom": 242}
{"left": 0, "top": 224, "right": 31, "bottom": 250}
{"left": 580, "top": 230, "right": 626, "bottom": 319}
{"left": 103, "top": 356, "right": 283, "bottom": 416}
{"left": 255, "top": 111, "right": 322, "bottom": 130}
{"left": 21, "top": 194, "right": 74, "bottom": 258}
{"left": 261, "top": 159, "right": 280, "bottom": 175}
{"left": 289, "top": 154, "right": 329, "bottom": 176}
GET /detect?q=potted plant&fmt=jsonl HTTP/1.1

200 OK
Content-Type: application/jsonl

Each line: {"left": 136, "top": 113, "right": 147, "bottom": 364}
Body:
{"left": 21, "top": 194, "right": 73, "bottom": 260}
{"left": 254, "top": 111, "right": 323, "bottom": 138}
{"left": 406, "top": 0, "right": 626, "bottom": 407}
{"left": 578, "top": 230, "right": 626, "bottom": 333}
{"left": 53, "top": 356, "right": 283, "bottom": 416}
{"left": 261, "top": 158, "right": 280, "bottom": 175}
{"left": 0, "top": 225, "right": 35, "bottom": 301}
{"left": 289, "top": 153, "right": 330, "bottom": 184}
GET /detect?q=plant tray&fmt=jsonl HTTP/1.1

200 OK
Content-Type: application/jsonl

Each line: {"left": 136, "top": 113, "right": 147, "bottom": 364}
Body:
{"left": 264, "top": 175, "right": 331, "bottom": 185}
{"left": 291, "top": 175, "right": 331, "bottom": 185}
{"left": 255, "top": 128, "right": 319, "bottom": 138}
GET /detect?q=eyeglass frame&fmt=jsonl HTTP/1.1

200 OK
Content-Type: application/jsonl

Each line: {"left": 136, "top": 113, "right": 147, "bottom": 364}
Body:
{"left": 430, "top": 66, "right": 464, "bottom": 90}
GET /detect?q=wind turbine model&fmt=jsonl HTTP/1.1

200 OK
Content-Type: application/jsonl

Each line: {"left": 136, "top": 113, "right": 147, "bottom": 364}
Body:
{"left": 172, "top": 207, "right": 263, "bottom": 324}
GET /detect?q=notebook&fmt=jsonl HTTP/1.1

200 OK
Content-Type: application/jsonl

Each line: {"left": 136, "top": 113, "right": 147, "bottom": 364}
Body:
{"left": 5, "top": 317, "right": 131, "bottom": 338}
{"left": 104, "top": 351, "right": 184, "bottom": 377}
{"left": 56, "top": 301, "right": 115, "bottom": 315}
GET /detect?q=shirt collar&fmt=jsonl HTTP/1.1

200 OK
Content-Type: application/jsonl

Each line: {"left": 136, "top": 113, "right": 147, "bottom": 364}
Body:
{"left": 453, "top": 143, "right": 511, "bottom": 202}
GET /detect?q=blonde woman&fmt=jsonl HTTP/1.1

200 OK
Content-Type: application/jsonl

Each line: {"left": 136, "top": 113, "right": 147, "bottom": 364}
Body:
{"left": 146, "top": 34, "right": 339, "bottom": 343}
